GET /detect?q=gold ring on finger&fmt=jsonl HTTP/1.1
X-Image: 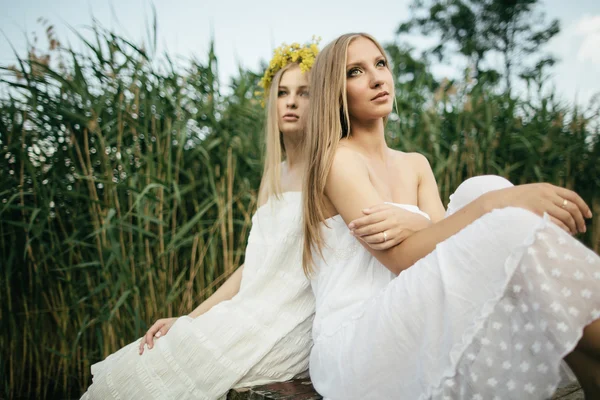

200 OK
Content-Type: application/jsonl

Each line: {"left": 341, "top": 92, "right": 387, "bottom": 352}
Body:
{"left": 561, "top": 199, "right": 568, "bottom": 209}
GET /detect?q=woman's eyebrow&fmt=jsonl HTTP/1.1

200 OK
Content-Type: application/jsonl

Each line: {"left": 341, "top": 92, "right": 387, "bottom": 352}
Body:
{"left": 278, "top": 85, "right": 309, "bottom": 90}
{"left": 346, "top": 61, "right": 363, "bottom": 69}
{"left": 346, "top": 55, "right": 383, "bottom": 69}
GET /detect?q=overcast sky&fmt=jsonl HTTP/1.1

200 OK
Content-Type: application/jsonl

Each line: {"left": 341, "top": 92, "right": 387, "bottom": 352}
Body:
{"left": 1, "top": 0, "right": 599, "bottom": 106}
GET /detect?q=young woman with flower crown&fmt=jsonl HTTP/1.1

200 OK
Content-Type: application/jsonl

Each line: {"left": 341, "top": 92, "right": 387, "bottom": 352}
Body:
{"left": 302, "top": 33, "right": 600, "bottom": 399}
{"left": 81, "top": 39, "right": 332, "bottom": 400}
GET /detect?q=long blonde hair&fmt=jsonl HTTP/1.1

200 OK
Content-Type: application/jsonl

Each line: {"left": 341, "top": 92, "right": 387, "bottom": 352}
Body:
{"left": 302, "top": 33, "right": 390, "bottom": 275}
{"left": 258, "top": 63, "right": 299, "bottom": 201}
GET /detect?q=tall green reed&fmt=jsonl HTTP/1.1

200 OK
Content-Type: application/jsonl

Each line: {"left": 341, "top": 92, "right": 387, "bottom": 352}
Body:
{"left": 0, "top": 23, "right": 264, "bottom": 398}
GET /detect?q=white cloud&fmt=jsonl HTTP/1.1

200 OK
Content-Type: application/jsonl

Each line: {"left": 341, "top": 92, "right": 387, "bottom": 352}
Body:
{"left": 575, "top": 15, "right": 600, "bottom": 65}
{"left": 576, "top": 15, "right": 600, "bottom": 33}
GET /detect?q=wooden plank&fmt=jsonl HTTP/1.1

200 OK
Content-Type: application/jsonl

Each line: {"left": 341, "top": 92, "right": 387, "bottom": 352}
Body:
{"left": 551, "top": 382, "right": 584, "bottom": 400}
{"left": 229, "top": 379, "right": 583, "bottom": 399}
{"left": 228, "top": 379, "right": 322, "bottom": 400}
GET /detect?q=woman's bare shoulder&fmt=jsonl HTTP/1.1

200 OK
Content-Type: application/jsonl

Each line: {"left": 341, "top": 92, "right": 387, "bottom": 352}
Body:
{"left": 389, "top": 149, "right": 430, "bottom": 172}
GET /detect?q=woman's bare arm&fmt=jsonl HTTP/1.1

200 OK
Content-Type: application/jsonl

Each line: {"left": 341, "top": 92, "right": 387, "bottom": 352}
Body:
{"left": 141, "top": 264, "right": 245, "bottom": 353}
{"left": 412, "top": 153, "right": 446, "bottom": 223}
{"left": 188, "top": 265, "right": 244, "bottom": 318}
{"left": 325, "top": 148, "right": 591, "bottom": 275}
{"left": 325, "top": 148, "right": 489, "bottom": 274}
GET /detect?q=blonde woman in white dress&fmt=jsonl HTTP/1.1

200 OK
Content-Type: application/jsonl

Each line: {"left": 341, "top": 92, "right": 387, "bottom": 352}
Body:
{"left": 301, "top": 33, "right": 600, "bottom": 400}
{"left": 82, "top": 40, "right": 330, "bottom": 400}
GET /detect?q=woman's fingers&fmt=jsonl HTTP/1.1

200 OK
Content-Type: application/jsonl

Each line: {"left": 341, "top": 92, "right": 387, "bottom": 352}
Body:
{"left": 157, "top": 324, "right": 171, "bottom": 338}
{"left": 144, "top": 320, "right": 163, "bottom": 351}
{"left": 356, "top": 232, "right": 384, "bottom": 249}
{"left": 358, "top": 226, "right": 407, "bottom": 248}
{"left": 549, "top": 216, "right": 572, "bottom": 234}
{"left": 546, "top": 203, "right": 577, "bottom": 234}
{"left": 489, "top": 184, "right": 590, "bottom": 234}
{"left": 361, "top": 203, "right": 394, "bottom": 215}
{"left": 362, "top": 231, "right": 407, "bottom": 250}
{"left": 139, "top": 337, "right": 147, "bottom": 355}
{"left": 374, "top": 235, "right": 403, "bottom": 250}
{"left": 348, "top": 212, "right": 386, "bottom": 231}
{"left": 352, "top": 218, "right": 392, "bottom": 237}
{"left": 139, "top": 319, "right": 175, "bottom": 355}
{"left": 360, "top": 230, "right": 388, "bottom": 244}
{"left": 555, "top": 187, "right": 593, "bottom": 219}
{"left": 554, "top": 194, "right": 586, "bottom": 233}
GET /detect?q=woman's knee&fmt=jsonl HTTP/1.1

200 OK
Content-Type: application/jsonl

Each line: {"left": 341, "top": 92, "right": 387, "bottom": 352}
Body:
{"left": 476, "top": 206, "right": 546, "bottom": 250}
{"left": 446, "top": 175, "right": 514, "bottom": 216}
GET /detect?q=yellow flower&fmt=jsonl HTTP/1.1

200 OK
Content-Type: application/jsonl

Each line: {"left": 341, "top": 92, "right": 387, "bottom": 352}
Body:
{"left": 258, "top": 37, "right": 321, "bottom": 106}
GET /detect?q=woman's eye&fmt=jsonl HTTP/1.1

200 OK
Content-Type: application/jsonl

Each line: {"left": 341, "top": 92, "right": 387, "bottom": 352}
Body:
{"left": 347, "top": 68, "right": 361, "bottom": 77}
{"left": 299, "top": 91, "right": 309, "bottom": 97}
{"left": 277, "top": 90, "right": 287, "bottom": 97}
{"left": 377, "top": 59, "right": 387, "bottom": 67}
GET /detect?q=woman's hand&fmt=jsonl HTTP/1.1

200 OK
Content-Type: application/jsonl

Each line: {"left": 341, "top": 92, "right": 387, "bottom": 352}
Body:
{"left": 348, "top": 204, "right": 432, "bottom": 250}
{"left": 483, "top": 183, "right": 592, "bottom": 234}
{"left": 139, "top": 317, "right": 178, "bottom": 355}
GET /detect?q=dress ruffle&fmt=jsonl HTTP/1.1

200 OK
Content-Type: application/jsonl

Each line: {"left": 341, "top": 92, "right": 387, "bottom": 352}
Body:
{"left": 82, "top": 192, "right": 314, "bottom": 400}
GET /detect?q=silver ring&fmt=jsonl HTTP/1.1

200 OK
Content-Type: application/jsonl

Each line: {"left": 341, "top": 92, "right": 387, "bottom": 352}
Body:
{"left": 383, "top": 231, "right": 388, "bottom": 242}
{"left": 562, "top": 199, "right": 568, "bottom": 209}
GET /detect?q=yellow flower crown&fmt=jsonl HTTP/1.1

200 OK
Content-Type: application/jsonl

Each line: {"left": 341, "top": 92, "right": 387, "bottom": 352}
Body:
{"left": 258, "top": 36, "right": 320, "bottom": 105}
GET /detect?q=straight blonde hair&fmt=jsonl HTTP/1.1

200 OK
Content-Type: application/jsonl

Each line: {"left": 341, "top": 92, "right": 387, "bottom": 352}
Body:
{"left": 258, "top": 63, "right": 299, "bottom": 202}
{"left": 302, "top": 33, "right": 390, "bottom": 275}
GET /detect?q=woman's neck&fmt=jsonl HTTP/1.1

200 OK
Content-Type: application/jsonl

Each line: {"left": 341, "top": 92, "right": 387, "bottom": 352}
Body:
{"left": 346, "top": 117, "right": 388, "bottom": 160}
{"left": 282, "top": 134, "right": 304, "bottom": 168}
{"left": 280, "top": 134, "right": 305, "bottom": 192}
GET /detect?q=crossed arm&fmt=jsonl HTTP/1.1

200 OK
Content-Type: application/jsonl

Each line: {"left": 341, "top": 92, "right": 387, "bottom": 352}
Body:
{"left": 347, "top": 153, "right": 442, "bottom": 249}
{"left": 326, "top": 148, "right": 591, "bottom": 275}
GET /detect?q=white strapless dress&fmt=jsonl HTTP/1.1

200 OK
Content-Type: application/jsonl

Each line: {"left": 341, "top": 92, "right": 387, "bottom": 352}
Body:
{"left": 309, "top": 176, "right": 599, "bottom": 400}
{"left": 82, "top": 192, "right": 314, "bottom": 400}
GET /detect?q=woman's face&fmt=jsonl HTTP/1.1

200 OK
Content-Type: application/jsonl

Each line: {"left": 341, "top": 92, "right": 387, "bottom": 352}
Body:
{"left": 277, "top": 65, "right": 309, "bottom": 138}
{"left": 345, "top": 36, "right": 394, "bottom": 123}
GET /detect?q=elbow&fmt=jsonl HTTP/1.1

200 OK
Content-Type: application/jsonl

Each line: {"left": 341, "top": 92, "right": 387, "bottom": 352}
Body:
{"left": 383, "top": 250, "right": 411, "bottom": 275}
{"left": 388, "top": 248, "right": 417, "bottom": 276}
{"left": 390, "top": 262, "right": 409, "bottom": 276}
{"left": 376, "top": 244, "right": 415, "bottom": 275}
{"left": 390, "top": 266, "right": 402, "bottom": 276}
